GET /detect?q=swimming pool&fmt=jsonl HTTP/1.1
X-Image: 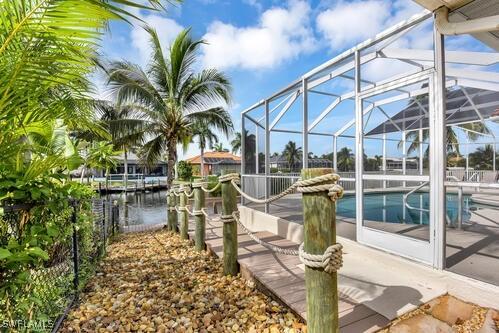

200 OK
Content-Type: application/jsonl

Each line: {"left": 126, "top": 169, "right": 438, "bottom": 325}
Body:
{"left": 337, "top": 192, "right": 473, "bottom": 225}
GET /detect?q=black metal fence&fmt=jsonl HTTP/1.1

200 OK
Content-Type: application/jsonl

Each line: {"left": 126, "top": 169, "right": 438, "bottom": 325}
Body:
{"left": 0, "top": 198, "right": 121, "bottom": 332}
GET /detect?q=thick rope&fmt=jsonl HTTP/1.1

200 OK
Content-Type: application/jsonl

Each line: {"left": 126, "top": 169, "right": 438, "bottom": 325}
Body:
{"left": 220, "top": 214, "right": 236, "bottom": 224}
{"left": 200, "top": 182, "right": 221, "bottom": 193}
{"left": 185, "top": 205, "right": 204, "bottom": 217}
{"left": 226, "top": 173, "right": 343, "bottom": 204}
{"left": 175, "top": 206, "right": 187, "bottom": 213}
{"left": 183, "top": 189, "right": 194, "bottom": 198}
{"left": 295, "top": 174, "right": 344, "bottom": 202}
{"left": 232, "top": 212, "right": 299, "bottom": 256}
{"left": 298, "top": 243, "right": 343, "bottom": 273}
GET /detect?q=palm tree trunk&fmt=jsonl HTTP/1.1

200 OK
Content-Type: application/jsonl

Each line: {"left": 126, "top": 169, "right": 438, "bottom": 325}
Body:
{"left": 167, "top": 140, "right": 177, "bottom": 188}
{"left": 105, "top": 168, "right": 110, "bottom": 191}
{"left": 124, "top": 148, "right": 128, "bottom": 192}
{"left": 200, "top": 145, "right": 205, "bottom": 178}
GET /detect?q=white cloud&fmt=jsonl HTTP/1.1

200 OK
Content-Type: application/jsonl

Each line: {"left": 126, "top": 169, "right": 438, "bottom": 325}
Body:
{"left": 317, "top": 0, "right": 427, "bottom": 50}
{"left": 130, "top": 14, "right": 184, "bottom": 65}
{"left": 243, "top": 0, "right": 263, "bottom": 12}
{"left": 201, "top": 0, "right": 316, "bottom": 70}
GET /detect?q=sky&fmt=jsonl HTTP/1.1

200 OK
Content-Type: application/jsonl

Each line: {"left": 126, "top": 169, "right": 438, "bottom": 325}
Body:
{"left": 96, "top": 0, "right": 496, "bottom": 161}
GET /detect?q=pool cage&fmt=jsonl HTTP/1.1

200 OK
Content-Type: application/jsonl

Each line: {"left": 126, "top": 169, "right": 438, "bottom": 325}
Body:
{"left": 240, "top": 10, "right": 499, "bottom": 280}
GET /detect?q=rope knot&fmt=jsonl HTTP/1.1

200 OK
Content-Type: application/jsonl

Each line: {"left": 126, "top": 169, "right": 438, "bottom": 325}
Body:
{"left": 295, "top": 173, "right": 343, "bottom": 202}
{"left": 220, "top": 211, "right": 238, "bottom": 223}
{"left": 218, "top": 173, "right": 240, "bottom": 183}
{"left": 192, "top": 182, "right": 208, "bottom": 188}
{"left": 299, "top": 243, "right": 343, "bottom": 274}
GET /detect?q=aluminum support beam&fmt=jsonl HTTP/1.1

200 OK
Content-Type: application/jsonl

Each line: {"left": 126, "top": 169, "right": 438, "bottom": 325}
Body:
{"left": 354, "top": 50, "right": 364, "bottom": 240}
{"left": 379, "top": 48, "right": 499, "bottom": 66}
{"left": 431, "top": 27, "right": 446, "bottom": 270}
{"left": 419, "top": 128, "right": 424, "bottom": 176}
{"left": 264, "top": 100, "right": 270, "bottom": 213}
{"left": 269, "top": 91, "right": 299, "bottom": 130}
{"left": 241, "top": 115, "right": 246, "bottom": 205}
{"left": 333, "top": 136, "right": 338, "bottom": 171}
{"left": 302, "top": 78, "right": 309, "bottom": 169}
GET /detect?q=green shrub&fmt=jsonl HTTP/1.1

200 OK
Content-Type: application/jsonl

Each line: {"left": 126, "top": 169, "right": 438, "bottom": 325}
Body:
{"left": 177, "top": 161, "right": 193, "bottom": 181}
{"left": 0, "top": 175, "right": 95, "bottom": 327}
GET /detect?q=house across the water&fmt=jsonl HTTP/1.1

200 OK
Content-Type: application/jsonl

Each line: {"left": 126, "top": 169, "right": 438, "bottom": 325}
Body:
{"left": 186, "top": 151, "right": 241, "bottom": 176}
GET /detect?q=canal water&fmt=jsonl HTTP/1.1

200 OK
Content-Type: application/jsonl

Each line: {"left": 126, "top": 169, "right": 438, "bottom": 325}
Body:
{"left": 104, "top": 190, "right": 167, "bottom": 226}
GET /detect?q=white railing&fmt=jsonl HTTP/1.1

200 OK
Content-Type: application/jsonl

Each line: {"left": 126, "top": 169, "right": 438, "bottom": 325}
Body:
{"left": 446, "top": 170, "right": 498, "bottom": 183}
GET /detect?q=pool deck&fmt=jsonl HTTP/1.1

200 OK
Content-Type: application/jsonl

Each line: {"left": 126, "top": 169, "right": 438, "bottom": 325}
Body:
{"left": 246, "top": 192, "right": 499, "bottom": 286}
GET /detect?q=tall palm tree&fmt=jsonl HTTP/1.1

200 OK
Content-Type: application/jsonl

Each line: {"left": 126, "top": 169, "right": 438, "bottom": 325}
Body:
{"left": 96, "top": 102, "right": 146, "bottom": 188}
{"left": 106, "top": 28, "right": 233, "bottom": 187}
{"left": 469, "top": 145, "right": 495, "bottom": 170}
{"left": 88, "top": 142, "right": 122, "bottom": 190}
{"left": 192, "top": 121, "right": 219, "bottom": 177}
{"left": 231, "top": 132, "right": 242, "bottom": 154}
{"left": 282, "top": 141, "right": 302, "bottom": 171}
{"left": 337, "top": 147, "right": 354, "bottom": 172}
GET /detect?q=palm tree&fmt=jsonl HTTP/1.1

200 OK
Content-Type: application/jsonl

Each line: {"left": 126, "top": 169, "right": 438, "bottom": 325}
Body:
{"left": 231, "top": 132, "right": 242, "bottom": 154}
{"left": 0, "top": 0, "right": 163, "bottom": 163}
{"left": 337, "top": 147, "right": 354, "bottom": 172}
{"left": 106, "top": 28, "right": 233, "bottom": 187}
{"left": 192, "top": 121, "right": 219, "bottom": 177}
{"left": 469, "top": 145, "right": 495, "bottom": 170}
{"left": 402, "top": 122, "right": 488, "bottom": 157}
{"left": 213, "top": 143, "right": 226, "bottom": 152}
{"left": 88, "top": 142, "right": 122, "bottom": 190}
{"left": 96, "top": 102, "right": 146, "bottom": 188}
{"left": 282, "top": 141, "right": 302, "bottom": 171}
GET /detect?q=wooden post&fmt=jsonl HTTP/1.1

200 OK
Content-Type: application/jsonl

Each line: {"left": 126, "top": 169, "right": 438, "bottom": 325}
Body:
{"left": 193, "top": 183, "right": 205, "bottom": 251}
{"left": 167, "top": 190, "right": 177, "bottom": 231}
{"left": 221, "top": 171, "right": 238, "bottom": 276}
{"left": 179, "top": 187, "right": 189, "bottom": 239}
{"left": 170, "top": 189, "right": 179, "bottom": 232}
{"left": 302, "top": 168, "right": 339, "bottom": 333}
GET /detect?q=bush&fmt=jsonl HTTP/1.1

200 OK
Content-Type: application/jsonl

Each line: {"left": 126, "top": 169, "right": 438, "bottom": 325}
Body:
{"left": 177, "top": 161, "right": 193, "bottom": 181}
{"left": 0, "top": 176, "right": 95, "bottom": 328}
{"left": 206, "top": 175, "right": 221, "bottom": 197}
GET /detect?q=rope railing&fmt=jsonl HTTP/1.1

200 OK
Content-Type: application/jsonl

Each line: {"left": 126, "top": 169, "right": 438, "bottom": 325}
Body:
{"left": 166, "top": 170, "right": 344, "bottom": 330}
{"left": 168, "top": 172, "right": 344, "bottom": 273}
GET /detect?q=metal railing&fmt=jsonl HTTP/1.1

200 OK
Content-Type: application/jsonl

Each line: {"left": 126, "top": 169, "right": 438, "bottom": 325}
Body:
{"left": 403, "top": 181, "right": 429, "bottom": 213}
{"left": 0, "top": 198, "right": 123, "bottom": 332}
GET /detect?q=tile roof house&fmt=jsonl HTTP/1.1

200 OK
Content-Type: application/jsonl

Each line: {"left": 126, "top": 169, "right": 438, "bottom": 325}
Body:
{"left": 186, "top": 151, "right": 241, "bottom": 176}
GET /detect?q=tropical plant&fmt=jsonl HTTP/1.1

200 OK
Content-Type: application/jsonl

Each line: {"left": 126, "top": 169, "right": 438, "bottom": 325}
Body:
{"left": 192, "top": 121, "right": 219, "bottom": 177}
{"left": 231, "top": 132, "right": 242, "bottom": 154}
{"left": 282, "top": 141, "right": 302, "bottom": 171}
{"left": 0, "top": 1, "right": 165, "bottom": 160}
{"left": 400, "top": 121, "right": 488, "bottom": 157}
{"left": 469, "top": 145, "right": 496, "bottom": 170}
{"left": 87, "top": 142, "right": 121, "bottom": 189}
{"left": 213, "top": 143, "right": 227, "bottom": 152}
{"left": 337, "top": 147, "right": 354, "bottom": 172}
{"left": 95, "top": 102, "right": 147, "bottom": 186}
{"left": 177, "top": 161, "right": 193, "bottom": 180}
{"left": 106, "top": 28, "right": 233, "bottom": 187}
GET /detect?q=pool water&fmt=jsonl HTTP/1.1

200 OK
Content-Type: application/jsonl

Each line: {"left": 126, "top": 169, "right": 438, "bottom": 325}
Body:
{"left": 337, "top": 192, "right": 473, "bottom": 225}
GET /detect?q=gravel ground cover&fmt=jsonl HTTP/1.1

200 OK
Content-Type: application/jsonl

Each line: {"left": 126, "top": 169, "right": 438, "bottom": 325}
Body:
{"left": 62, "top": 230, "right": 306, "bottom": 333}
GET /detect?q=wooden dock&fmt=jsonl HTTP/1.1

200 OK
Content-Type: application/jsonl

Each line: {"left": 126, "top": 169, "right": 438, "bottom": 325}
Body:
{"left": 188, "top": 217, "right": 390, "bottom": 332}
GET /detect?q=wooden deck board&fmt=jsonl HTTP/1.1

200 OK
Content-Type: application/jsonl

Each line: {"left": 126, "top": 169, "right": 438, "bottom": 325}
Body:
{"left": 188, "top": 219, "right": 390, "bottom": 332}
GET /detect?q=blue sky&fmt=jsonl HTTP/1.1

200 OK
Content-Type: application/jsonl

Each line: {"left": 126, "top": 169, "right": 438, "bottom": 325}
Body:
{"left": 97, "top": 0, "right": 496, "bottom": 160}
